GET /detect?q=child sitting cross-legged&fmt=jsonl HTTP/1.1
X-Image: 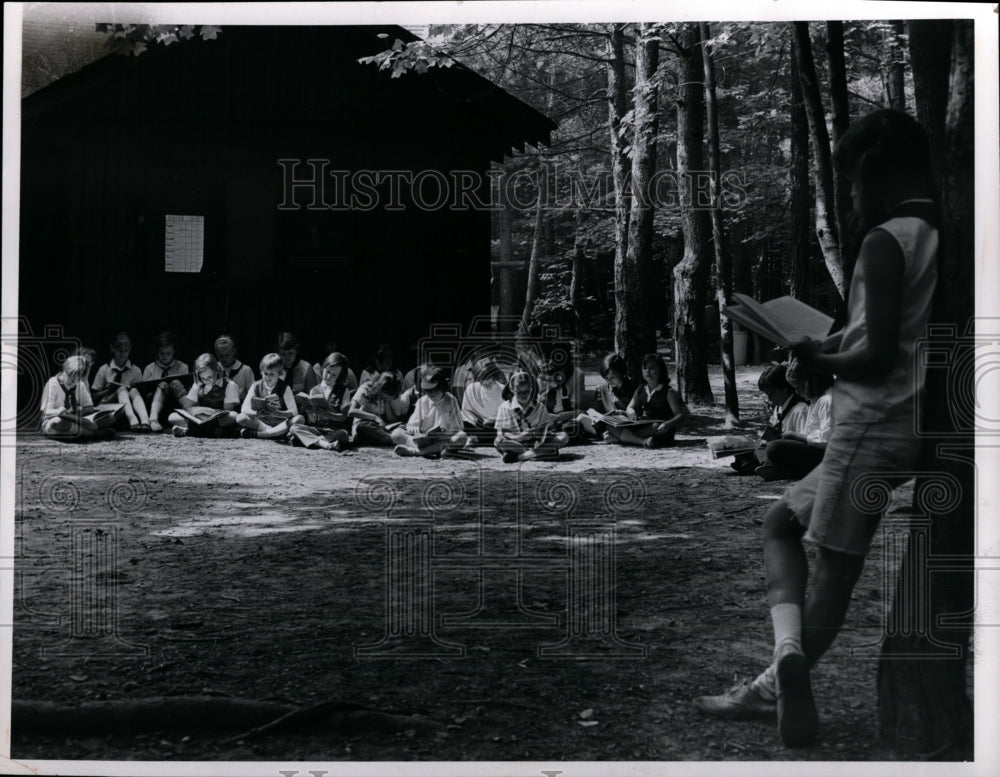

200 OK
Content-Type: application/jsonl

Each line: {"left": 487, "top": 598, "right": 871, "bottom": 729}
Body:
{"left": 755, "top": 357, "right": 834, "bottom": 481}
{"left": 494, "top": 371, "right": 569, "bottom": 463}
{"left": 39, "top": 355, "right": 109, "bottom": 440}
{"left": 730, "top": 363, "right": 808, "bottom": 475}
{"left": 167, "top": 353, "right": 240, "bottom": 437}
{"left": 391, "top": 365, "right": 470, "bottom": 458}
{"left": 287, "top": 352, "right": 352, "bottom": 452}
{"left": 604, "top": 353, "right": 689, "bottom": 449}
{"left": 236, "top": 353, "right": 304, "bottom": 440}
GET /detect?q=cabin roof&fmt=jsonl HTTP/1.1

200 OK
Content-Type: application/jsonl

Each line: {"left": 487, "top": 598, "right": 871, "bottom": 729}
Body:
{"left": 21, "top": 22, "right": 555, "bottom": 160}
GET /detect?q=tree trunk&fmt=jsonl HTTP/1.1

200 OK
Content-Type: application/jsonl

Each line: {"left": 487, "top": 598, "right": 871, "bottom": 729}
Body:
{"left": 876, "top": 19, "right": 974, "bottom": 759}
{"left": 519, "top": 187, "right": 545, "bottom": 336}
{"left": 791, "top": 21, "right": 845, "bottom": 297}
{"left": 826, "top": 21, "right": 854, "bottom": 284}
{"left": 789, "top": 46, "right": 811, "bottom": 301}
{"left": 570, "top": 210, "right": 585, "bottom": 338}
{"left": 607, "top": 23, "right": 632, "bottom": 361}
{"left": 700, "top": 21, "right": 738, "bottom": 425}
{"left": 672, "top": 23, "right": 714, "bottom": 405}
{"left": 617, "top": 23, "right": 660, "bottom": 380}
{"left": 497, "top": 167, "right": 518, "bottom": 334}
{"left": 908, "top": 20, "right": 954, "bottom": 179}
{"left": 887, "top": 21, "right": 907, "bottom": 111}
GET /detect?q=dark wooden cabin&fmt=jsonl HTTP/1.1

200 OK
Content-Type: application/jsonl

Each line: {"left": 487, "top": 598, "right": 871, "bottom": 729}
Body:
{"left": 18, "top": 25, "right": 553, "bottom": 392}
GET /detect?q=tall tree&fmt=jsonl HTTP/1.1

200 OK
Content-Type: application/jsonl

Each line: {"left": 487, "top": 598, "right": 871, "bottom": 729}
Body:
{"left": 699, "top": 22, "right": 739, "bottom": 425}
{"left": 877, "top": 19, "right": 974, "bottom": 759}
{"left": 885, "top": 21, "right": 908, "bottom": 111}
{"left": 792, "top": 22, "right": 845, "bottom": 297}
{"left": 520, "top": 186, "right": 546, "bottom": 335}
{"left": 671, "top": 24, "right": 714, "bottom": 405}
{"left": 788, "top": 45, "right": 811, "bottom": 301}
{"left": 826, "top": 22, "right": 854, "bottom": 281}
{"left": 606, "top": 23, "right": 632, "bottom": 333}
{"left": 616, "top": 23, "right": 660, "bottom": 378}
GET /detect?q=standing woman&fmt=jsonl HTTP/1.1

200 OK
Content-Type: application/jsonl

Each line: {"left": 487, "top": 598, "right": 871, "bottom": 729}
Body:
{"left": 694, "top": 110, "right": 941, "bottom": 748}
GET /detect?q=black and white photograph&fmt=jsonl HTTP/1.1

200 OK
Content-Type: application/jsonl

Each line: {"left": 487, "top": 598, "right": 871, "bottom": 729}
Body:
{"left": 2, "top": 1, "right": 998, "bottom": 774}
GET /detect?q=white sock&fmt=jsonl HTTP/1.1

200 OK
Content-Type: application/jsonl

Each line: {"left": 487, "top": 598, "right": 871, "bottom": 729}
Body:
{"left": 771, "top": 602, "right": 803, "bottom": 659}
{"left": 750, "top": 662, "right": 777, "bottom": 701}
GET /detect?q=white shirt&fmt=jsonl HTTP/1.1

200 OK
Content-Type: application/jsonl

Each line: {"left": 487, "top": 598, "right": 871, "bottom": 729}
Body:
{"left": 461, "top": 380, "right": 505, "bottom": 424}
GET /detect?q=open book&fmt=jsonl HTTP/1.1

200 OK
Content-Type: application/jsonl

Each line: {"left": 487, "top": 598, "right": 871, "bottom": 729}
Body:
{"left": 176, "top": 406, "right": 230, "bottom": 432}
{"left": 723, "top": 294, "right": 835, "bottom": 348}
{"left": 295, "top": 392, "right": 347, "bottom": 426}
{"left": 706, "top": 435, "right": 760, "bottom": 459}
{"left": 250, "top": 396, "right": 290, "bottom": 426}
{"left": 83, "top": 403, "right": 125, "bottom": 428}
{"left": 586, "top": 408, "right": 654, "bottom": 429}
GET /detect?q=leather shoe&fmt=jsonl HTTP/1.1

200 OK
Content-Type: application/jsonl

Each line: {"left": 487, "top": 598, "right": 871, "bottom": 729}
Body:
{"left": 693, "top": 679, "right": 776, "bottom": 720}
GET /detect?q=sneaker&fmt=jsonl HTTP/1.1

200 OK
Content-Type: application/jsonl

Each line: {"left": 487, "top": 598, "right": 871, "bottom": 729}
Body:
{"left": 138, "top": 423, "right": 151, "bottom": 433}
{"left": 501, "top": 451, "right": 520, "bottom": 464}
{"left": 776, "top": 650, "right": 818, "bottom": 747}
{"left": 693, "top": 678, "right": 777, "bottom": 720}
{"left": 171, "top": 425, "right": 186, "bottom": 438}
{"left": 239, "top": 428, "right": 257, "bottom": 439}
{"left": 518, "top": 450, "right": 539, "bottom": 462}
{"left": 394, "top": 444, "right": 420, "bottom": 457}
{"left": 330, "top": 439, "right": 343, "bottom": 453}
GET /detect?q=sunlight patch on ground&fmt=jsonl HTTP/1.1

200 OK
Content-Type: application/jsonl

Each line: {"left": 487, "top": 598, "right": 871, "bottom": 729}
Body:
{"left": 151, "top": 510, "right": 381, "bottom": 538}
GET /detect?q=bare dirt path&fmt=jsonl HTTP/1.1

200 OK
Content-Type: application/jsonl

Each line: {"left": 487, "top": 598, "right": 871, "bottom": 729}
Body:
{"left": 9, "top": 366, "right": 914, "bottom": 761}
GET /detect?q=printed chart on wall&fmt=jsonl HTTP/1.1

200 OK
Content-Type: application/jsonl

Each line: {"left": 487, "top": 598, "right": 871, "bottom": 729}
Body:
{"left": 164, "top": 214, "right": 204, "bottom": 273}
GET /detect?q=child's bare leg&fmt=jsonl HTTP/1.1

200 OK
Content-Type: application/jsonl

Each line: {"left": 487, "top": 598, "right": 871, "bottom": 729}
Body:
{"left": 390, "top": 427, "right": 412, "bottom": 447}
{"left": 762, "top": 498, "right": 817, "bottom": 747}
{"left": 801, "top": 546, "right": 867, "bottom": 665}
{"left": 149, "top": 387, "right": 166, "bottom": 431}
{"left": 577, "top": 414, "right": 597, "bottom": 436}
{"left": 443, "top": 431, "right": 469, "bottom": 451}
{"left": 116, "top": 387, "right": 139, "bottom": 426}
{"left": 763, "top": 500, "right": 808, "bottom": 607}
{"left": 618, "top": 428, "right": 647, "bottom": 446}
{"left": 495, "top": 438, "right": 527, "bottom": 458}
{"left": 129, "top": 388, "right": 150, "bottom": 425}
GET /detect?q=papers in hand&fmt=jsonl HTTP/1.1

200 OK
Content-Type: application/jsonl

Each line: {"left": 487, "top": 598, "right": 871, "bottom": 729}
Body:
{"left": 723, "top": 293, "right": 834, "bottom": 348}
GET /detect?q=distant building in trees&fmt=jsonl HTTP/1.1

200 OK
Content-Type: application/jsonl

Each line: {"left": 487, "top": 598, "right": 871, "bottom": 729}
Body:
{"left": 18, "top": 24, "right": 553, "bottom": 409}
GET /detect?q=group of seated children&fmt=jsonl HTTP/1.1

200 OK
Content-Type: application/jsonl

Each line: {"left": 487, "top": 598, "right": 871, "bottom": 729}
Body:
{"left": 40, "top": 332, "right": 692, "bottom": 462}
{"left": 728, "top": 358, "right": 833, "bottom": 481}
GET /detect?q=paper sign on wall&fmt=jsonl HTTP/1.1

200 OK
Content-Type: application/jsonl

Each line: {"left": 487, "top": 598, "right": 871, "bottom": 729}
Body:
{"left": 164, "top": 214, "right": 204, "bottom": 273}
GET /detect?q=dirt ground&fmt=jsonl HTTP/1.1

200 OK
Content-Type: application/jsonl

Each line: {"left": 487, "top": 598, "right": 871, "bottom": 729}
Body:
{"left": 8, "top": 364, "right": 928, "bottom": 763}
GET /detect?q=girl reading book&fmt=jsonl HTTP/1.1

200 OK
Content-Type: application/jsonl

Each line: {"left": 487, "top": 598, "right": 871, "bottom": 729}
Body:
{"left": 167, "top": 353, "right": 240, "bottom": 437}
{"left": 40, "top": 356, "right": 107, "bottom": 439}
{"left": 494, "top": 371, "right": 568, "bottom": 463}
{"left": 288, "top": 352, "right": 352, "bottom": 451}
{"left": 694, "top": 109, "right": 941, "bottom": 748}
{"left": 604, "top": 354, "right": 688, "bottom": 448}
{"left": 391, "top": 365, "right": 469, "bottom": 458}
